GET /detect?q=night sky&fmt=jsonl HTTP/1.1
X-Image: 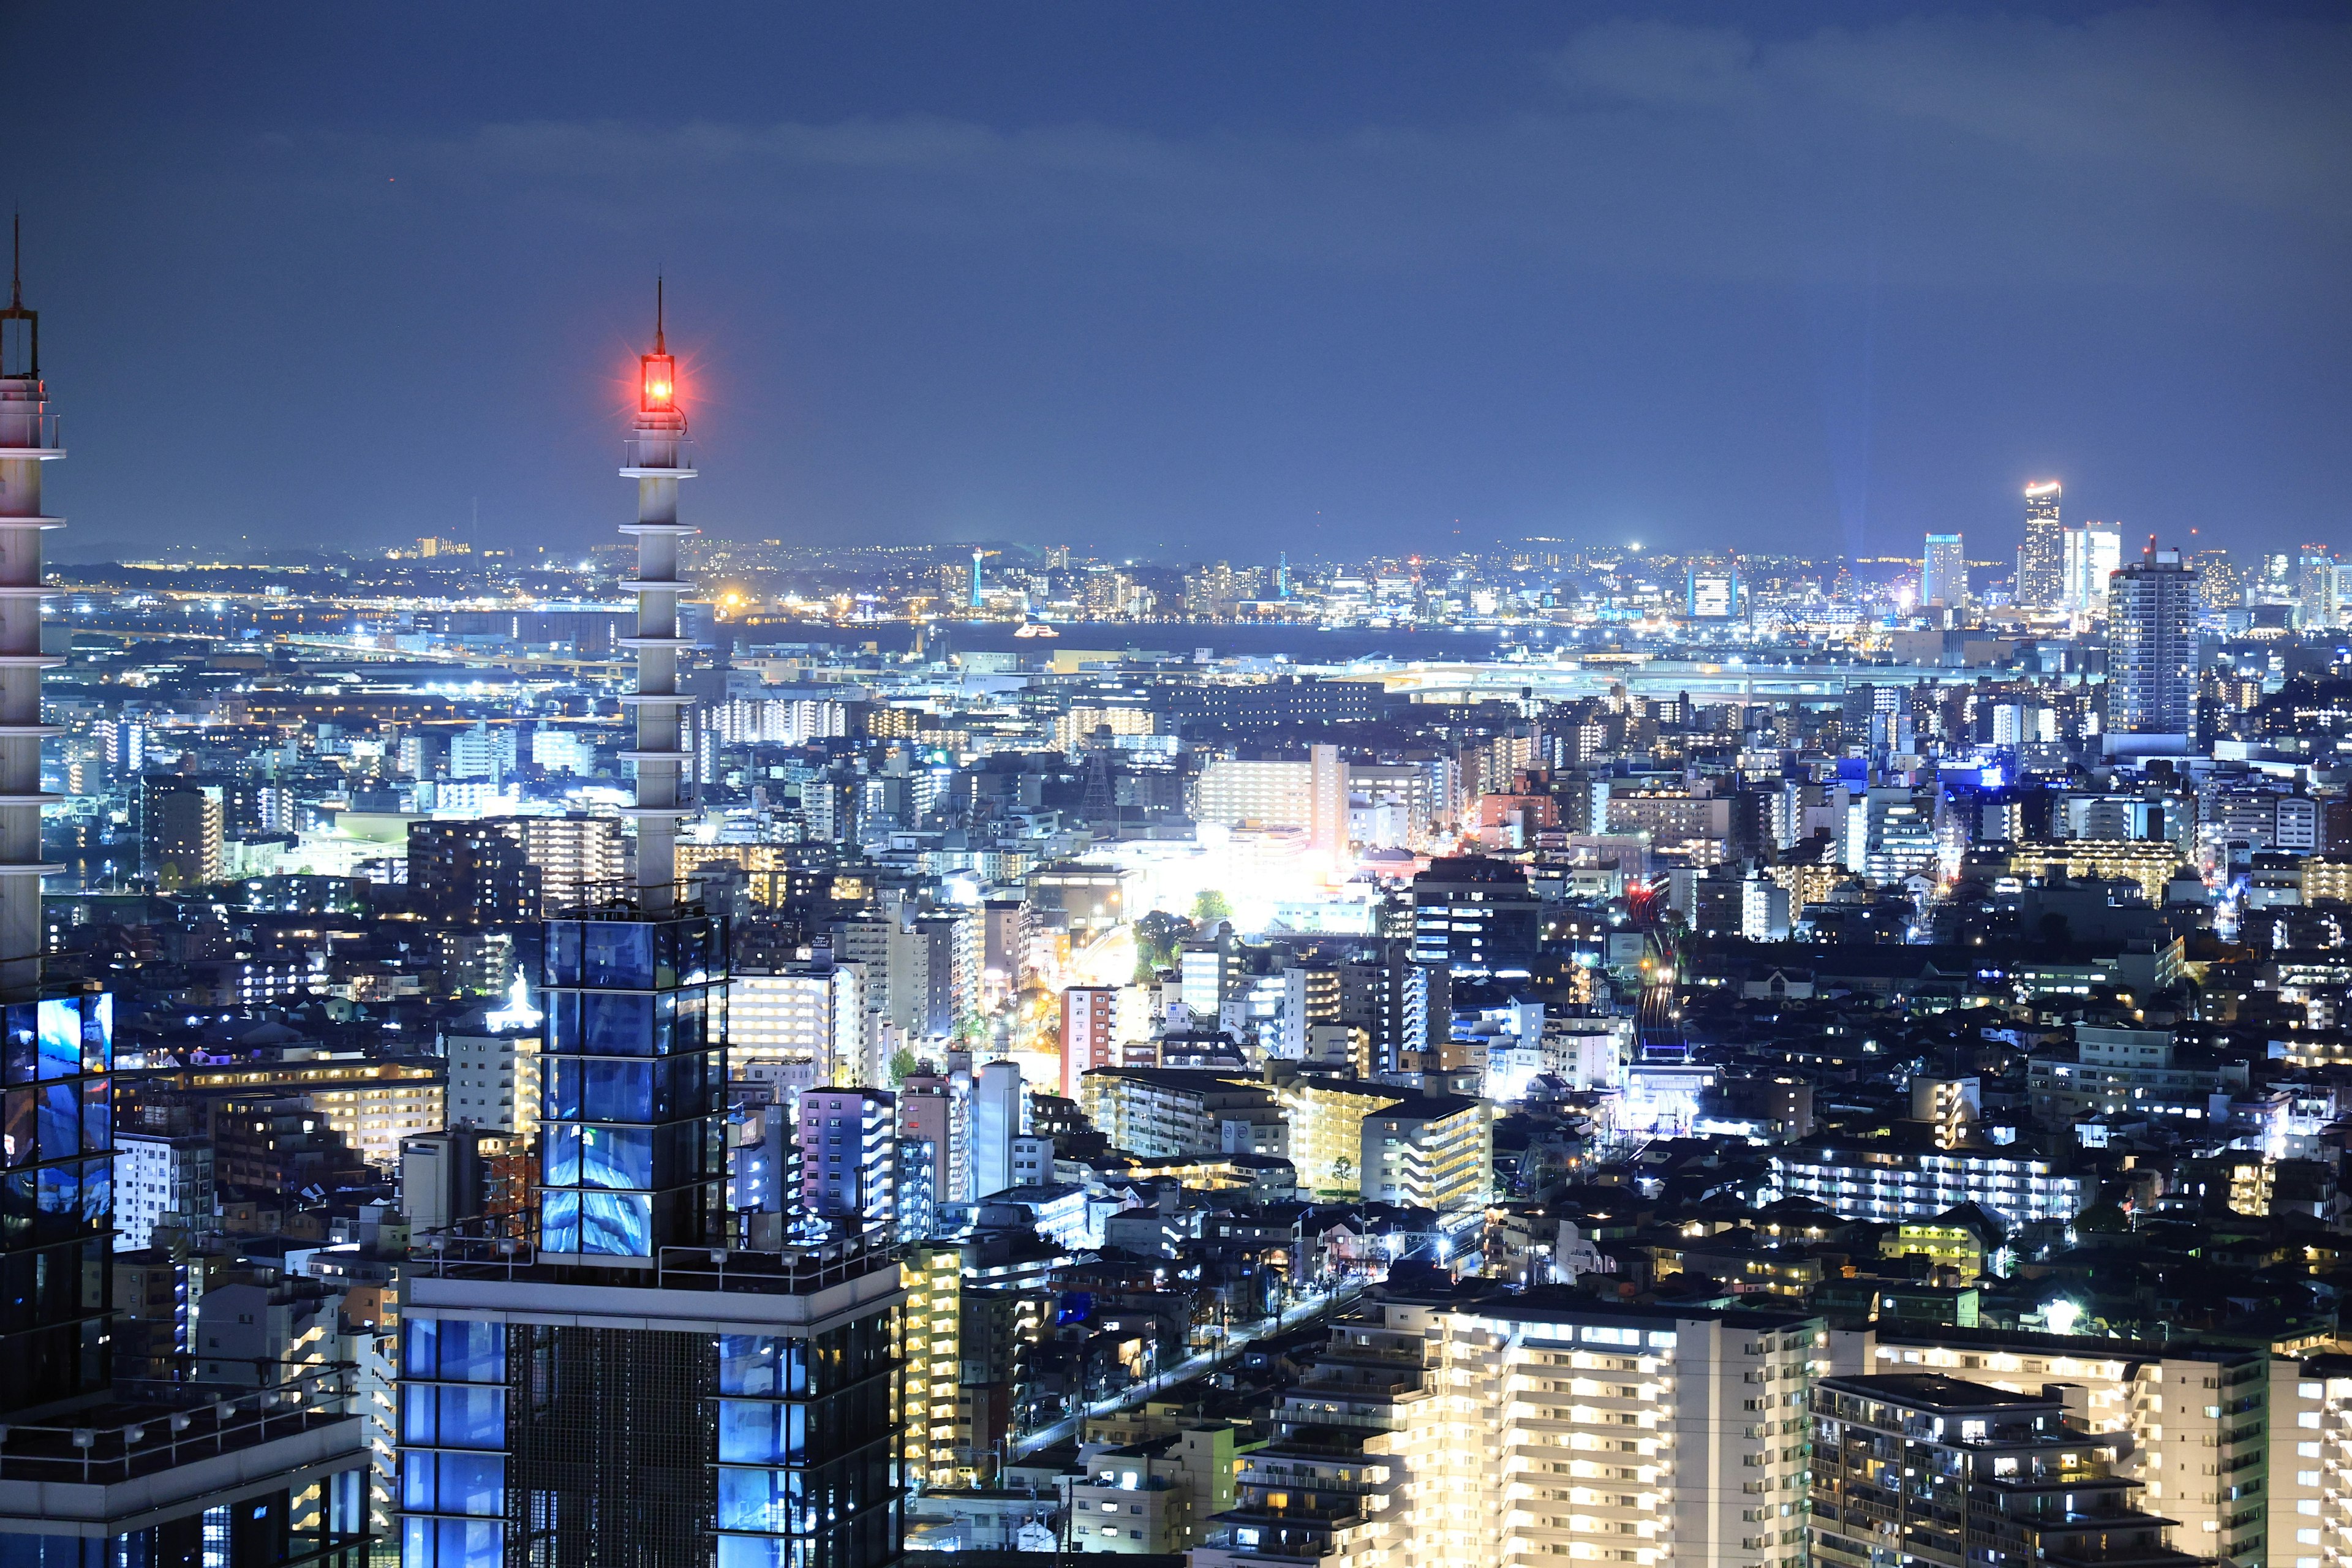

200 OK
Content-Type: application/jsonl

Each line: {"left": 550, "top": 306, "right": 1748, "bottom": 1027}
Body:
{"left": 14, "top": 3, "right": 2351, "bottom": 564}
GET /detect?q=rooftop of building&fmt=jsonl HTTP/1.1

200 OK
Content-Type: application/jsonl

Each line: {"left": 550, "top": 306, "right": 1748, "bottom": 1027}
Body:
{"left": 1819, "top": 1371, "right": 2062, "bottom": 1411}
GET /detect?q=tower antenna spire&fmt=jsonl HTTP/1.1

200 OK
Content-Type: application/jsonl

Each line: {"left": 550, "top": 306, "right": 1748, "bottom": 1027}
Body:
{"left": 655, "top": 274, "right": 665, "bottom": 354}
{"left": 9, "top": 213, "right": 18, "bottom": 311}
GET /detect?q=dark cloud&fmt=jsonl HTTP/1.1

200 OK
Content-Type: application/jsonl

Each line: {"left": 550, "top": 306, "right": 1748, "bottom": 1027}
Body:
{"left": 10, "top": 3, "right": 2351, "bottom": 560}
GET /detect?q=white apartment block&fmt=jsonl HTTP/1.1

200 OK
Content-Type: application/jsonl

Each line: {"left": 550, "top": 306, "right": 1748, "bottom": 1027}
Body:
{"left": 1201, "top": 1297, "right": 1819, "bottom": 1568}
{"left": 2269, "top": 1354, "right": 2352, "bottom": 1568}
{"left": 1193, "top": 758, "right": 1313, "bottom": 828}
{"left": 729, "top": 963, "right": 866, "bottom": 1089}
{"left": 114, "top": 1133, "right": 215, "bottom": 1251}
{"left": 1768, "top": 1144, "right": 2084, "bottom": 1227}
{"left": 1836, "top": 1327, "right": 2267, "bottom": 1562}
{"left": 445, "top": 1025, "right": 541, "bottom": 1138}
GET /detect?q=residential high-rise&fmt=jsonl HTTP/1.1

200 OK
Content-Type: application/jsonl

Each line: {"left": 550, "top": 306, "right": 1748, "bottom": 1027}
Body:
{"left": 2015, "top": 480, "right": 2065, "bottom": 609}
{"left": 1812, "top": 1373, "right": 2198, "bottom": 1568}
{"left": 400, "top": 291, "right": 904, "bottom": 1568}
{"left": 1921, "top": 532, "right": 1966, "bottom": 608}
{"left": 731, "top": 959, "right": 867, "bottom": 1091}
{"left": 969, "top": 1057, "right": 1023, "bottom": 1199}
{"left": 410, "top": 818, "right": 541, "bottom": 924}
{"left": 1060, "top": 984, "right": 1118, "bottom": 1097}
{"left": 144, "top": 777, "right": 225, "bottom": 886}
{"left": 1409, "top": 854, "right": 1541, "bottom": 976}
{"left": 1197, "top": 1295, "right": 1820, "bottom": 1568}
{"left": 1308, "top": 740, "right": 1349, "bottom": 881}
{"left": 798, "top": 1087, "right": 897, "bottom": 1227}
{"left": 114, "top": 1130, "right": 217, "bottom": 1251}
{"left": 2106, "top": 544, "right": 2200, "bottom": 739}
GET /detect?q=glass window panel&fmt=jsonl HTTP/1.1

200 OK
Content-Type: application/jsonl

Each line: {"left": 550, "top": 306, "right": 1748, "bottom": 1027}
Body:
{"left": 651, "top": 992, "right": 676, "bottom": 1055}
{"left": 79, "top": 995, "right": 110, "bottom": 1074}
{"left": 716, "top": 1537, "right": 786, "bottom": 1568}
{"left": 437, "top": 1452, "right": 503, "bottom": 1517}
{"left": 540, "top": 1189, "right": 580, "bottom": 1253}
{"left": 1, "top": 1169, "right": 29, "bottom": 1240}
{"left": 403, "top": 1318, "right": 439, "bottom": 1379}
{"left": 401, "top": 1381, "right": 438, "bottom": 1445}
{"left": 544, "top": 993, "right": 580, "bottom": 1055}
{"left": 543, "top": 1126, "right": 580, "bottom": 1188}
{"left": 580, "top": 1191, "right": 650, "bottom": 1256}
{"left": 438, "top": 1319, "right": 505, "bottom": 1383}
{"left": 403, "top": 1517, "right": 434, "bottom": 1567}
{"left": 36, "top": 1161, "right": 78, "bottom": 1217}
{"left": 716, "top": 1467, "right": 787, "bottom": 1533}
{"left": 34, "top": 1001, "right": 78, "bottom": 1082}
{"left": 435, "top": 1385, "right": 507, "bottom": 1449}
{"left": 437, "top": 1519, "right": 503, "bottom": 1568}
{"left": 36, "top": 1085, "right": 77, "bottom": 1162}
{"left": 583, "top": 994, "right": 653, "bottom": 1057}
{"left": 77, "top": 1159, "right": 107, "bottom": 1226}
{"left": 582, "top": 924, "right": 652, "bottom": 989}
{"left": 718, "top": 1400, "right": 788, "bottom": 1464}
{"left": 579, "top": 1126, "right": 651, "bottom": 1191}
{"left": 545, "top": 922, "right": 581, "bottom": 987}
{"left": 718, "top": 1336, "right": 784, "bottom": 1395}
{"left": 4, "top": 1088, "right": 32, "bottom": 1168}
{"left": 79, "top": 1082, "right": 107, "bottom": 1156}
{"left": 402, "top": 1455, "right": 437, "bottom": 1512}
{"left": 2, "top": 1005, "right": 31, "bottom": 1086}
{"left": 543, "top": 1058, "right": 579, "bottom": 1120}
{"left": 581, "top": 1061, "right": 651, "bottom": 1122}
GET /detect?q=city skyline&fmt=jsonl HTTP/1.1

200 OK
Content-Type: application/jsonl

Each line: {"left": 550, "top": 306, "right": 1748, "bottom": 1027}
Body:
{"left": 12, "top": 2, "right": 2352, "bottom": 560}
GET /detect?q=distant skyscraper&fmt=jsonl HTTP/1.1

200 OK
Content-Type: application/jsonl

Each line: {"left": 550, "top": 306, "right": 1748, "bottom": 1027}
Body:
{"left": 1921, "top": 533, "right": 1966, "bottom": 607}
{"left": 2107, "top": 544, "right": 2200, "bottom": 737}
{"left": 2016, "top": 481, "right": 2065, "bottom": 608}
{"left": 2191, "top": 549, "right": 2242, "bottom": 612}
{"left": 2059, "top": 524, "right": 2122, "bottom": 614}
{"left": 2297, "top": 543, "right": 2339, "bottom": 628}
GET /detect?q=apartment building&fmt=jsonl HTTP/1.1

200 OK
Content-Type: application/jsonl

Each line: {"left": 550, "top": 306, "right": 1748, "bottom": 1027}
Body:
{"left": 1200, "top": 1294, "right": 1820, "bottom": 1568}
{"left": 1080, "top": 1068, "right": 1283, "bottom": 1160}
{"left": 1357, "top": 1094, "right": 1491, "bottom": 1221}
{"left": 730, "top": 961, "right": 866, "bottom": 1089}
{"left": 1835, "top": 1325, "right": 2267, "bottom": 1562}
{"left": 1813, "top": 1373, "right": 2198, "bottom": 1568}
{"left": 113, "top": 1132, "right": 216, "bottom": 1251}
{"left": 1769, "top": 1139, "right": 2084, "bottom": 1228}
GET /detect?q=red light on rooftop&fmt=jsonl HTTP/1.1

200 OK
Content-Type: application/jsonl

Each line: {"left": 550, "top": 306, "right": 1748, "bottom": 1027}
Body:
{"left": 641, "top": 352, "right": 677, "bottom": 413}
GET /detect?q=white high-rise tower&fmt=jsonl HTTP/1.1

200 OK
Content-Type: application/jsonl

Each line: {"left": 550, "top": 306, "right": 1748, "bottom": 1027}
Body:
{"left": 0, "top": 225, "right": 64, "bottom": 999}
{"left": 617, "top": 282, "right": 695, "bottom": 909}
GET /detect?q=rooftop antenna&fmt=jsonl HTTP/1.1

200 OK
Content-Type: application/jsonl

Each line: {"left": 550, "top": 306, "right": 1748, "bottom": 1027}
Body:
{"left": 0, "top": 213, "right": 33, "bottom": 377}
{"left": 655, "top": 273, "right": 665, "bottom": 355}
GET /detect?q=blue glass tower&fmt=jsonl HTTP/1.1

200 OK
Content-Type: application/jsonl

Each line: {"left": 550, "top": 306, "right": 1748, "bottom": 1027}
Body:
{"left": 400, "top": 290, "right": 905, "bottom": 1568}
{"left": 536, "top": 910, "right": 728, "bottom": 1259}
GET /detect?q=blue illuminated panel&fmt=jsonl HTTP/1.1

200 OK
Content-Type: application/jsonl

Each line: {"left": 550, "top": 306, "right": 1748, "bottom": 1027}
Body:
{"left": 536, "top": 916, "right": 727, "bottom": 1258}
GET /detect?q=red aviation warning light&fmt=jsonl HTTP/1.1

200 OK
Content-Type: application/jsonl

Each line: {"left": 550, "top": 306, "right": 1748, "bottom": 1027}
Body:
{"left": 639, "top": 275, "right": 678, "bottom": 415}
{"left": 641, "top": 352, "right": 676, "bottom": 413}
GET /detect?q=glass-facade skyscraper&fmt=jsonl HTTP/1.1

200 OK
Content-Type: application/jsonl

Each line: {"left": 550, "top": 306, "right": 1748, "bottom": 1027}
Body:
{"left": 537, "top": 911, "right": 728, "bottom": 1259}
{"left": 0, "top": 232, "right": 374, "bottom": 1568}
{"left": 399, "top": 292, "right": 904, "bottom": 1568}
{"left": 2016, "top": 480, "right": 2065, "bottom": 609}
